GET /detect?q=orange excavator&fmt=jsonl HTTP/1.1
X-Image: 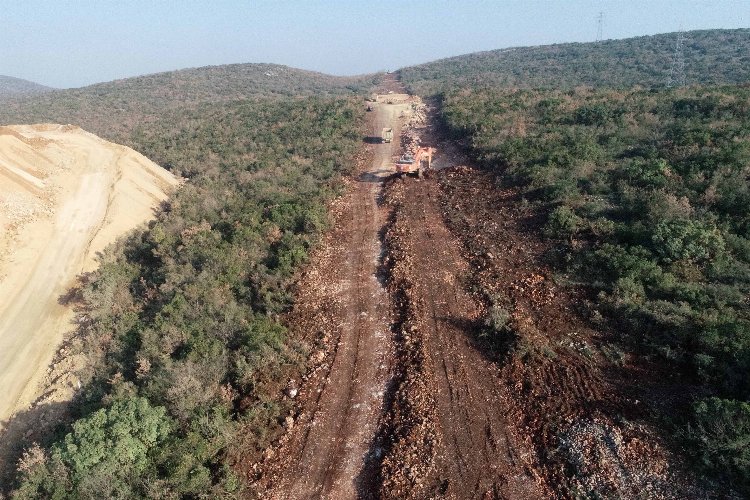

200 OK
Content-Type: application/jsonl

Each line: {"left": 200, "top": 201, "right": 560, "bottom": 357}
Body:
{"left": 395, "top": 146, "right": 434, "bottom": 178}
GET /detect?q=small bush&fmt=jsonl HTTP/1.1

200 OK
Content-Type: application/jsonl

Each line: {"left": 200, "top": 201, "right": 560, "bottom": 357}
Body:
{"left": 478, "top": 298, "right": 517, "bottom": 357}
{"left": 685, "top": 397, "right": 750, "bottom": 491}
{"left": 651, "top": 219, "right": 726, "bottom": 264}
{"left": 545, "top": 206, "right": 582, "bottom": 239}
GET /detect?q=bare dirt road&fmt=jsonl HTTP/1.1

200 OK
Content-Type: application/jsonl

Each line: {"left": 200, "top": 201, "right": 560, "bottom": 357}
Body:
{"left": 251, "top": 85, "right": 718, "bottom": 498}
{"left": 0, "top": 124, "right": 178, "bottom": 427}
{"left": 378, "top": 174, "right": 547, "bottom": 499}
{"left": 255, "top": 95, "right": 414, "bottom": 498}
{"left": 255, "top": 91, "right": 546, "bottom": 498}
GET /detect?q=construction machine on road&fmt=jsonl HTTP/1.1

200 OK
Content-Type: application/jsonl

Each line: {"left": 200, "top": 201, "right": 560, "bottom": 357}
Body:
{"left": 395, "top": 146, "right": 434, "bottom": 178}
{"left": 381, "top": 128, "right": 393, "bottom": 143}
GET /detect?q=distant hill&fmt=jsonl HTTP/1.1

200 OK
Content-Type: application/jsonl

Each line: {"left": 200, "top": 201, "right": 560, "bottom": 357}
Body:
{"left": 0, "top": 63, "right": 379, "bottom": 143}
{"left": 0, "top": 76, "right": 52, "bottom": 98}
{"left": 399, "top": 29, "right": 750, "bottom": 95}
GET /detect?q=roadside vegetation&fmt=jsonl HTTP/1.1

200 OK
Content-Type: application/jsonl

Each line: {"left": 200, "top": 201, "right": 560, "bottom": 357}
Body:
{"left": 401, "top": 29, "right": 750, "bottom": 95}
{"left": 439, "top": 85, "right": 750, "bottom": 492}
{"left": 10, "top": 96, "right": 364, "bottom": 497}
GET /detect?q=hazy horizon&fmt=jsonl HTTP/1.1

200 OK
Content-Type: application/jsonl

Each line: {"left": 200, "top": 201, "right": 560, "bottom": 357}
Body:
{"left": 2, "top": 0, "right": 748, "bottom": 89}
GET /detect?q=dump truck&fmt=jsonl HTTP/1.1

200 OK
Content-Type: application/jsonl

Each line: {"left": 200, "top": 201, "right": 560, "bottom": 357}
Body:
{"left": 381, "top": 128, "right": 393, "bottom": 143}
{"left": 395, "top": 147, "right": 434, "bottom": 178}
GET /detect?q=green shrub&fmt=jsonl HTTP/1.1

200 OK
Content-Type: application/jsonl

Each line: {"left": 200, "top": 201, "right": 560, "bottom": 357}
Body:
{"left": 573, "top": 103, "right": 618, "bottom": 126}
{"left": 651, "top": 219, "right": 726, "bottom": 264}
{"left": 15, "top": 397, "right": 174, "bottom": 498}
{"left": 545, "top": 206, "right": 582, "bottom": 239}
{"left": 686, "top": 397, "right": 750, "bottom": 491}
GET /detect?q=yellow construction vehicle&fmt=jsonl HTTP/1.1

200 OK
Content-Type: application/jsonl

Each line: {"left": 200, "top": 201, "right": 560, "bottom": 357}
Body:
{"left": 395, "top": 147, "right": 434, "bottom": 178}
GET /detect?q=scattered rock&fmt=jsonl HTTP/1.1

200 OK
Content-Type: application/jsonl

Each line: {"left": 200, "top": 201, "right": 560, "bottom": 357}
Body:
{"left": 283, "top": 416, "right": 295, "bottom": 430}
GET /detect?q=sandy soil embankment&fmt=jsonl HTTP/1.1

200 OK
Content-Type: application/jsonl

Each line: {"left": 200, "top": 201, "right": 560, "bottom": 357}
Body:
{"left": 0, "top": 124, "right": 178, "bottom": 426}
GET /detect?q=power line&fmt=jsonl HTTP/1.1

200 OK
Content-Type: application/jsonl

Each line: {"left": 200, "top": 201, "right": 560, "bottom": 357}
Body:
{"left": 596, "top": 11, "right": 604, "bottom": 42}
{"left": 666, "top": 29, "right": 687, "bottom": 88}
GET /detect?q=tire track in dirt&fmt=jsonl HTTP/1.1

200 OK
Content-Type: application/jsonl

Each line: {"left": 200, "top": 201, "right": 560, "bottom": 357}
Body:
{"left": 379, "top": 178, "right": 547, "bottom": 498}
{"left": 254, "top": 95, "right": 414, "bottom": 499}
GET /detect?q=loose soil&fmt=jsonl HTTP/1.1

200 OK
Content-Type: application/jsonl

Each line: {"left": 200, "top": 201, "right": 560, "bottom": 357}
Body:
{"left": 433, "top": 167, "right": 713, "bottom": 498}
{"left": 378, "top": 176, "right": 548, "bottom": 498}
{"left": 252, "top": 85, "right": 548, "bottom": 498}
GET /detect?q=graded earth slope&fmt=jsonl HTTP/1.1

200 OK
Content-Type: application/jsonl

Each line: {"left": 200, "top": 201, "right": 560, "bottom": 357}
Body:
{"left": 0, "top": 124, "right": 179, "bottom": 425}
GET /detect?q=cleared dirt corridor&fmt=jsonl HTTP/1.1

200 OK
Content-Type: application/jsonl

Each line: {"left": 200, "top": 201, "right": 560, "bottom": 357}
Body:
{"left": 258, "top": 97, "right": 413, "bottom": 498}
{"left": 253, "top": 84, "right": 548, "bottom": 498}
{"left": 381, "top": 178, "right": 546, "bottom": 498}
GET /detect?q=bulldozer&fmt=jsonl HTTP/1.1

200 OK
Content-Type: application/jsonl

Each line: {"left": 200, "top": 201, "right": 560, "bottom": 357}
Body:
{"left": 395, "top": 146, "right": 434, "bottom": 178}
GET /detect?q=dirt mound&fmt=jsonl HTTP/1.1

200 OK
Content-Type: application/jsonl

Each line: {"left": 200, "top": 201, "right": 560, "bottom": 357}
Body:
{"left": 0, "top": 124, "right": 179, "bottom": 426}
{"left": 377, "top": 184, "right": 440, "bottom": 497}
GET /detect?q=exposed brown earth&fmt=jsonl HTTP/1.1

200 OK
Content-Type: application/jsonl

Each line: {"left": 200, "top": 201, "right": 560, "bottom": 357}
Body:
{"left": 433, "top": 166, "right": 712, "bottom": 498}
{"left": 251, "top": 87, "right": 545, "bottom": 498}
{"left": 250, "top": 81, "right": 720, "bottom": 499}
{"left": 250, "top": 94, "right": 414, "bottom": 499}
{"left": 378, "top": 176, "right": 548, "bottom": 498}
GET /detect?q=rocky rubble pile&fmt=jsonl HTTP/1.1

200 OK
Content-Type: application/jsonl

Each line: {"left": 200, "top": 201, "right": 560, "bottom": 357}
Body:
{"left": 399, "top": 101, "right": 428, "bottom": 157}
{"left": 377, "top": 180, "right": 439, "bottom": 498}
{"left": 558, "top": 419, "right": 687, "bottom": 499}
{"left": 1, "top": 193, "right": 55, "bottom": 225}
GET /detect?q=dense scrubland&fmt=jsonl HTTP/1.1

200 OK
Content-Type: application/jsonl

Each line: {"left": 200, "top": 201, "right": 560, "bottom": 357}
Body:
{"left": 4, "top": 27, "right": 750, "bottom": 497}
{"left": 0, "top": 63, "right": 375, "bottom": 146}
{"left": 9, "top": 96, "right": 364, "bottom": 497}
{"left": 438, "top": 85, "right": 750, "bottom": 492}
{"left": 401, "top": 29, "right": 750, "bottom": 94}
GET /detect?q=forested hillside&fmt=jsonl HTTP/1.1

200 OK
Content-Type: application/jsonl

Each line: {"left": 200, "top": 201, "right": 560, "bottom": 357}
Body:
{"left": 0, "top": 64, "right": 377, "bottom": 144}
{"left": 401, "top": 29, "right": 750, "bottom": 95}
{"left": 5, "top": 26, "right": 750, "bottom": 497}
{"left": 10, "top": 96, "right": 364, "bottom": 497}
{"left": 0, "top": 75, "right": 52, "bottom": 98}
{"left": 440, "top": 85, "right": 750, "bottom": 492}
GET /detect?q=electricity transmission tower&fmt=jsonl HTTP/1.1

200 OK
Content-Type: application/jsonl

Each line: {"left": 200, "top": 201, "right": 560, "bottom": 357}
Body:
{"left": 666, "top": 30, "right": 687, "bottom": 88}
{"left": 596, "top": 12, "right": 604, "bottom": 42}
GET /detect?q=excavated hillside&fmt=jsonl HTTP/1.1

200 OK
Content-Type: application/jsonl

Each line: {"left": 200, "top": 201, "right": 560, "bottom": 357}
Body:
{"left": 0, "top": 124, "right": 178, "bottom": 428}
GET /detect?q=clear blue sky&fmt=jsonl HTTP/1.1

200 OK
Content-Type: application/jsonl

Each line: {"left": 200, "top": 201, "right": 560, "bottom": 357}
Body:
{"left": 1, "top": 0, "right": 747, "bottom": 89}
